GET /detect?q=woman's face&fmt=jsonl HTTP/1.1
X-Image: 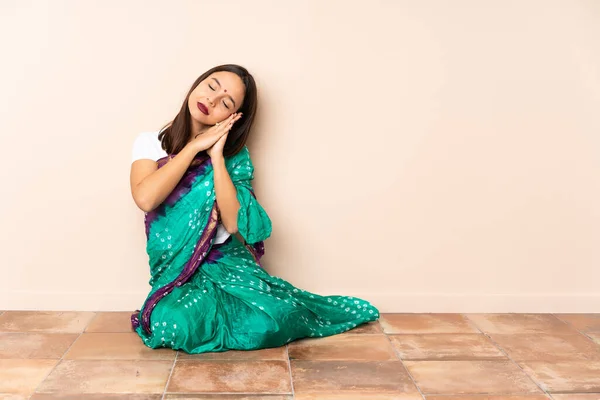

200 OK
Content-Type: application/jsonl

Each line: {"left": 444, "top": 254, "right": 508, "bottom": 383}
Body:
{"left": 188, "top": 71, "right": 246, "bottom": 127}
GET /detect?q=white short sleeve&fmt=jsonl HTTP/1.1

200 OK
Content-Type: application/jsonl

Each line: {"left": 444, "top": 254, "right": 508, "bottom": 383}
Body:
{"left": 131, "top": 132, "right": 168, "bottom": 163}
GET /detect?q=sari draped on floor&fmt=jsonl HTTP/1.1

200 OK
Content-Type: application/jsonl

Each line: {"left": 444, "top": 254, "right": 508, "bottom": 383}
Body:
{"left": 131, "top": 146, "right": 380, "bottom": 353}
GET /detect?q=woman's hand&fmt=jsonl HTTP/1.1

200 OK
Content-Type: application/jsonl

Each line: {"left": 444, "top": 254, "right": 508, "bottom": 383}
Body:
{"left": 207, "top": 132, "right": 228, "bottom": 159}
{"left": 206, "top": 112, "right": 243, "bottom": 159}
{"left": 188, "top": 113, "right": 241, "bottom": 154}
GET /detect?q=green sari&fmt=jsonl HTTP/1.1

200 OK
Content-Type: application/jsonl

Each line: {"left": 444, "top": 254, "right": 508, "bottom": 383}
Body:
{"left": 131, "top": 147, "right": 380, "bottom": 353}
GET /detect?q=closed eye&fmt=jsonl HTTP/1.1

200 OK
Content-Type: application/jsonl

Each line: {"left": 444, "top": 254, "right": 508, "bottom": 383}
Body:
{"left": 209, "top": 84, "right": 215, "bottom": 91}
{"left": 222, "top": 101, "right": 230, "bottom": 109}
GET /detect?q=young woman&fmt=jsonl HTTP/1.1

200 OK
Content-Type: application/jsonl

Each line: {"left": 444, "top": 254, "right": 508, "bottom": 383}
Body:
{"left": 130, "top": 64, "right": 380, "bottom": 353}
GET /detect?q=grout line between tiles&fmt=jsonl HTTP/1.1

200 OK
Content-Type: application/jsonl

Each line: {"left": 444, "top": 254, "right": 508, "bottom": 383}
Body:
{"left": 553, "top": 313, "right": 599, "bottom": 344}
{"left": 28, "top": 325, "right": 88, "bottom": 400}
{"left": 162, "top": 350, "right": 179, "bottom": 400}
{"left": 285, "top": 344, "right": 295, "bottom": 399}
{"left": 82, "top": 312, "right": 101, "bottom": 333}
{"left": 464, "top": 313, "right": 552, "bottom": 398}
{"left": 383, "top": 332, "right": 426, "bottom": 399}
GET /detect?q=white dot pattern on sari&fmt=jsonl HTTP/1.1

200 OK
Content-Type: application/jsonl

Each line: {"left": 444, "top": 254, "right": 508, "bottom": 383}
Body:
{"left": 133, "top": 146, "right": 379, "bottom": 353}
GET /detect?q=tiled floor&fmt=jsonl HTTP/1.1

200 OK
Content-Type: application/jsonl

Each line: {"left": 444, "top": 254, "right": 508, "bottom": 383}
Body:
{"left": 0, "top": 312, "right": 599, "bottom": 399}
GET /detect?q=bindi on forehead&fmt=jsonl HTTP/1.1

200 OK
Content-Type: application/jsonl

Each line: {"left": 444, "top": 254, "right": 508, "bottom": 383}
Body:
{"left": 211, "top": 75, "right": 241, "bottom": 107}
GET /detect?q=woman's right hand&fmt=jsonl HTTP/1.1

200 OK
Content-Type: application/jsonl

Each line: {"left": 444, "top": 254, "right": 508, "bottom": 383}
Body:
{"left": 188, "top": 113, "right": 241, "bottom": 153}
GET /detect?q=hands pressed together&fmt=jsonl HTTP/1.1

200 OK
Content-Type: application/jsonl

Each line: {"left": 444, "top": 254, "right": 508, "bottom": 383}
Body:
{"left": 189, "top": 112, "right": 243, "bottom": 159}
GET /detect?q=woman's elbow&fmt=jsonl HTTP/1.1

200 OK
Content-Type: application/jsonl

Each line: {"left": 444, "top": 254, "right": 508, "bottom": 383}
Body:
{"left": 140, "top": 204, "right": 155, "bottom": 213}
{"left": 224, "top": 223, "right": 238, "bottom": 235}
{"left": 134, "top": 195, "right": 155, "bottom": 213}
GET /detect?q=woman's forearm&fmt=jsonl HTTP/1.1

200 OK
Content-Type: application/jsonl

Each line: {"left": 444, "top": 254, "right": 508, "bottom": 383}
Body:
{"left": 134, "top": 144, "right": 198, "bottom": 212}
{"left": 212, "top": 155, "right": 240, "bottom": 233}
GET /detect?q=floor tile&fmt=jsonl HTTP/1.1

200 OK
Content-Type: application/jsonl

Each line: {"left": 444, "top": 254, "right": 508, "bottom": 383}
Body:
{"left": 4, "top": 310, "right": 599, "bottom": 400}
{"left": 342, "top": 321, "right": 383, "bottom": 334}
{"left": 380, "top": 314, "right": 479, "bottom": 334}
{"left": 0, "top": 395, "right": 29, "bottom": 400}
{"left": 0, "top": 333, "right": 78, "bottom": 359}
{"left": 288, "top": 334, "right": 397, "bottom": 361}
{"left": 389, "top": 334, "right": 505, "bottom": 360}
{"left": 0, "top": 359, "right": 58, "bottom": 395}
{"left": 491, "top": 333, "right": 600, "bottom": 361}
{"left": 466, "top": 314, "right": 574, "bottom": 334}
{"left": 555, "top": 314, "right": 600, "bottom": 333}
{"left": 520, "top": 361, "right": 600, "bottom": 392}
{"left": 30, "top": 395, "right": 162, "bottom": 400}
{"left": 36, "top": 360, "right": 172, "bottom": 394}
{"left": 290, "top": 360, "right": 420, "bottom": 396}
{"left": 295, "top": 394, "right": 421, "bottom": 399}
{"left": 178, "top": 346, "right": 286, "bottom": 361}
{"left": 404, "top": 360, "right": 542, "bottom": 395}
{"left": 0, "top": 312, "right": 96, "bottom": 333}
{"left": 425, "top": 396, "right": 550, "bottom": 399}
{"left": 167, "top": 360, "right": 291, "bottom": 393}
{"left": 164, "top": 396, "right": 293, "bottom": 400}
{"left": 63, "top": 333, "right": 175, "bottom": 360}
{"left": 85, "top": 312, "right": 136, "bottom": 333}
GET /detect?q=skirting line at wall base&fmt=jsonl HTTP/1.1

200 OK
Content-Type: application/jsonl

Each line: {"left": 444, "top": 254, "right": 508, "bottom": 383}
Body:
{"left": 1, "top": 291, "right": 599, "bottom": 313}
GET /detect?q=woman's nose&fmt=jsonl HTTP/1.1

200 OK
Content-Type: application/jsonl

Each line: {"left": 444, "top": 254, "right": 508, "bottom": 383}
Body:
{"left": 206, "top": 97, "right": 215, "bottom": 106}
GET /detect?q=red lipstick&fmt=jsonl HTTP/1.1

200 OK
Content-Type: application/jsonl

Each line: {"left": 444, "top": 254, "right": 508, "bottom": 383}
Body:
{"left": 197, "top": 102, "right": 209, "bottom": 115}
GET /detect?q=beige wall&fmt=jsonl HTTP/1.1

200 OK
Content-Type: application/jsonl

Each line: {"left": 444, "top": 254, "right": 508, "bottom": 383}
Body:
{"left": 0, "top": 0, "right": 598, "bottom": 313}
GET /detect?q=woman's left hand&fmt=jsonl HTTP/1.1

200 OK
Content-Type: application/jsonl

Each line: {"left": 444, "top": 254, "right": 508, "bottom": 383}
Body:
{"left": 207, "top": 112, "right": 242, "bottom": 159}
{"left": 207, "top": 132, "right": 228, "bottom": 159}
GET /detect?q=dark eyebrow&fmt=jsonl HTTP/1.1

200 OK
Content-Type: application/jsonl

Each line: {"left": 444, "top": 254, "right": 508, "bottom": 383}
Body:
{"left": 211, "top": 77, "right": 237, "bottom": 108}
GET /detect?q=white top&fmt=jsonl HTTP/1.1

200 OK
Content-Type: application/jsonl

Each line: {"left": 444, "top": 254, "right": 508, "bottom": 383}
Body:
{"left": 131, "top": 131, "right": 231, "bottom": 245}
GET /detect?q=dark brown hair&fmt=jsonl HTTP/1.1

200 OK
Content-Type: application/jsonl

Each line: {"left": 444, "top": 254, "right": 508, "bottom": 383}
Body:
{"left": 158, "top": 64, "right": 258, "bottom": 157}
